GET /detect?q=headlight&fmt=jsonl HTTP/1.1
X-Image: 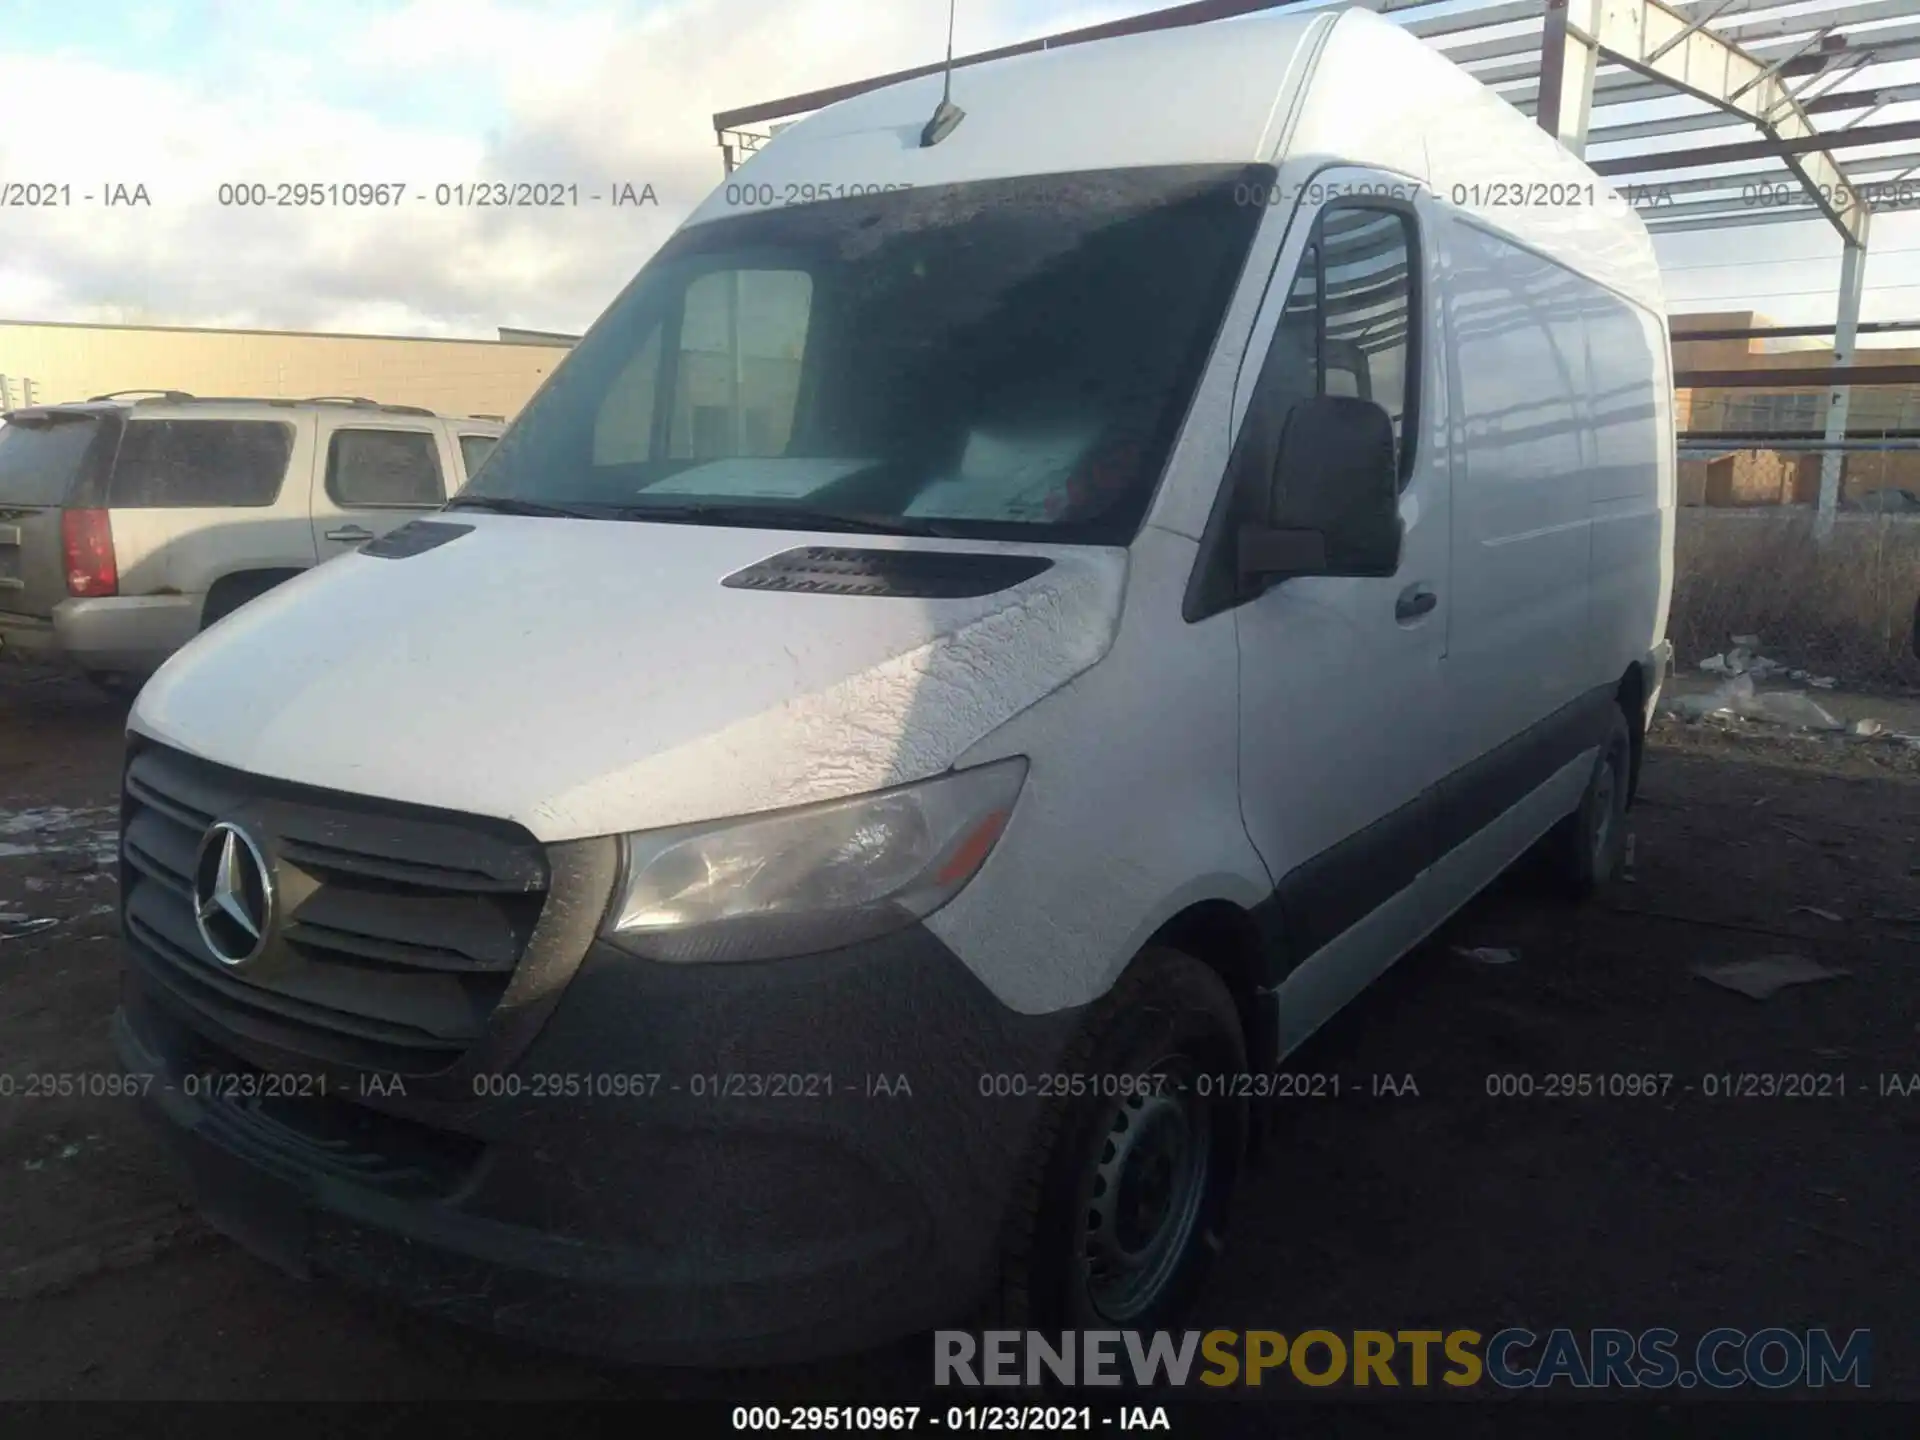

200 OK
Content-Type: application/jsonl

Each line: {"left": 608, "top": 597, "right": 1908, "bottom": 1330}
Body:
{"left": 602, "top": 757, "right": 1028, "bottom": 963}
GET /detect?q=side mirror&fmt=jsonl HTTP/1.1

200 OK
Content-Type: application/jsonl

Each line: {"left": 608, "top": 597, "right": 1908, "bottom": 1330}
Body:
{"left": 1237, "top": 393, "right": 1403, "bottom": 590}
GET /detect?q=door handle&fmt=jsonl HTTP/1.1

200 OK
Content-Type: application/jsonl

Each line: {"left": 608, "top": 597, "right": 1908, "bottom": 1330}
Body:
{"left": 1395, "top": 584, "right": 1438, "bottom": 622}
{"left": 325, "top": 525, "right": 374, "bottom": 543}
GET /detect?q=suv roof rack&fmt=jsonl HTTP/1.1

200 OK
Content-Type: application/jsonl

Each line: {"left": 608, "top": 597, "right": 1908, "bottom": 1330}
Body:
{"left": 299, "top": 395, "right": 437, "bottom": 417}
{"left": 81, "top": 391, "right": 443, "bottom": 418}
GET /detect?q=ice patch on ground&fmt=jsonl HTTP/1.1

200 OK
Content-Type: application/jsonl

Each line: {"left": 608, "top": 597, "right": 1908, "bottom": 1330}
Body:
{"left": 0, "top": 807, "right": 118, "bottom": 861}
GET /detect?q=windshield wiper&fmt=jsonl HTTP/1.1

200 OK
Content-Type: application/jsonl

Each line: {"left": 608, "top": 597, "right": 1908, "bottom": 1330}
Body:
{"left": 444, "top": 494, "right": 601, "bottom": 519}
{"left": 608, "top": 502, "right": 970, "bottom": 539}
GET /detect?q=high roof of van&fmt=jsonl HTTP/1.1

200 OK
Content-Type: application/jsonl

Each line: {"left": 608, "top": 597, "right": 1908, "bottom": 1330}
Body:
{"left": 686, "top": 6, "right": 1665, "bottom": 320}
{"left": 694, "top": 10, "right": 1325, "bottom": 206}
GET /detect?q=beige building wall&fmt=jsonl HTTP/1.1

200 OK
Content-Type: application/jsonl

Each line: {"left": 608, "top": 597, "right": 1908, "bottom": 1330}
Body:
{"left": 0, "top": 320, "right": 573, "bottom": 419}
{"left": 1672, "top": 308, "right": 1920, "bottom": 504}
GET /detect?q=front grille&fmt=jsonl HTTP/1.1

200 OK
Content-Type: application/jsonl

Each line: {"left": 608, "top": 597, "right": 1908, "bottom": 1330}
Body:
{"left": 122, "top": 742, "right": 550, "bottom": 1075}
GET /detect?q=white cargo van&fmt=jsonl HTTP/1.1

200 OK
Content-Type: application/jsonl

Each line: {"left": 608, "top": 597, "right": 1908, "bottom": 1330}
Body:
{"left": 113, "top": 7, "right": 1673, "bottom": 1364}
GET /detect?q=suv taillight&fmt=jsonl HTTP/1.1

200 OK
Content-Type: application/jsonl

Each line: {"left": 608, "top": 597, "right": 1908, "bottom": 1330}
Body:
{"left": 62, "top": 508, "right": 118, "bottom": 597}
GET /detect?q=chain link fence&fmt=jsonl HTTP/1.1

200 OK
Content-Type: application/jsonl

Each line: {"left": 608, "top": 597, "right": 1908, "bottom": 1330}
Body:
{"left": 1669, "top": 504, "right": 1920, "bottom": 693}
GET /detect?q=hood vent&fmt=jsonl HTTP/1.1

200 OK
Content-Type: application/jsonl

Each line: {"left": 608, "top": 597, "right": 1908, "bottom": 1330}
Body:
{"left": 362, "top": 520, "right": 475, "bottom": 559}
{"left": 722, "top": 546, "right": 1052, "bottom": 599}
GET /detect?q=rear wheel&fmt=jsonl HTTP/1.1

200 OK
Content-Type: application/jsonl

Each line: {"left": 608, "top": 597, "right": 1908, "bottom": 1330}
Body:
{"left": 994, "top": 947, "right": 1247, "bottom": 1331}
{"left": 1542, "top": 703, "right": 1632, "bottom": 901}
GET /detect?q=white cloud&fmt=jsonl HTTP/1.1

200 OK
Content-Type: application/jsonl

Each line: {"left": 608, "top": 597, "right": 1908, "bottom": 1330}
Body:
{"left": 0, "top": 0, "right": 1139, "bottom": 338}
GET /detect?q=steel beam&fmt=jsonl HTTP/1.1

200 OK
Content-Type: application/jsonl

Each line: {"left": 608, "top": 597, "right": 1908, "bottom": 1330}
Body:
{"left": 1491, "top": 17, "right": 1920, "bottom": 99}
{"left": 1673, "top": 318, "right": 1920, "bottom": 341}
{"left": 1671, "top": 364, "right": 1920, "bottom": 391}
{"left": 1592, "top": 117, "right": 1920, "bottom": 172}
{"left": 1644, "top": 205, "right": 1829, "bottom": 232}
{"left": 1537, "top": 0, "right": 1601, "bottom": 152}
{"left": 1584, "top": 81, "right": 1920, "bottom": 142}
{"left": 1528, "top": 0, "right": 1872, "bottom": 241}
{"left": 1816, "top": 227, "right": 1870, "bottom": 540}
{"left": 1456, "top": 0, "right": 1907, "bottom": 72}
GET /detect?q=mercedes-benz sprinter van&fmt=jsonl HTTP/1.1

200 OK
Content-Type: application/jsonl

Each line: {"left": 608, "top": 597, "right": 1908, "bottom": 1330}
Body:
{"left": 113, "top": 5, "right": 1674, "bottom": 1364}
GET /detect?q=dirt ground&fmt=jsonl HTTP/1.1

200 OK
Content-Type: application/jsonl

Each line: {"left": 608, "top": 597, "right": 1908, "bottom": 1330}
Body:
{"left": 0, "top": 662, "right": 1916, "bottom": 1403}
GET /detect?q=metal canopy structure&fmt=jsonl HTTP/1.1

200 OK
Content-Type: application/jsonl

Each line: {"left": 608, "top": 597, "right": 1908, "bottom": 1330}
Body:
{"left": 714, "top": 0, "right": 1920, "bottom": 534}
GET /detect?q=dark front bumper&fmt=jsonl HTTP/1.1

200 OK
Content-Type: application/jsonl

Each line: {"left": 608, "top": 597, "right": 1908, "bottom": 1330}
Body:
{"left": 115, "top": 923, "right": 1082, "bottom": 1366}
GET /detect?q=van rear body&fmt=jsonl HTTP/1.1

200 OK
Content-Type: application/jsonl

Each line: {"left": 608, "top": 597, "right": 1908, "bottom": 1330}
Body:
{"left": 112, "top": 7, "right": 1674, "bottom": 1363}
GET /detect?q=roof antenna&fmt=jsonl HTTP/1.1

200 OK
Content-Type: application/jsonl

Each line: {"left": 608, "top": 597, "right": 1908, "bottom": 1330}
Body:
{"left": 920, "top": 0, "right": 965, "bottom": 147}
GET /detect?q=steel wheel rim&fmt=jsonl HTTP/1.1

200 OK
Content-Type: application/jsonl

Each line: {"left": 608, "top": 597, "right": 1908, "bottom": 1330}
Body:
{"left": 1075, "top": 1065, "right": 1212, "bottom": 1322}
{"left": 1589, "top": 745, "right": 1621, "bottom": 867}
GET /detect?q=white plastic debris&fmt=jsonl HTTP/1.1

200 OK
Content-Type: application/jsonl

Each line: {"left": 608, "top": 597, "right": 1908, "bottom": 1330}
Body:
{"left": 1699, "top": 653, "right": 1730, "bottom": 675}
{"left": 1789, "top": 905, "right": 1844, "bottom": 923}
{"left": 1724, "top": 646, "right": 1754, "bottom": 675}
{"left": 1452, "top": 945, "right": 1521, "bottom": 965}
{"left": 1731, "top": 633, "right": 1761, "bottom": 649}
{"left": 1749, "top": 691, "right": 1844, "bottom": 730}
{"left": 1671, "top": 675, "right": 1845, "bottom": 730}
{"left": 1693, "top": 955, "right": 1852, "bottom": 1000}
{"left": 0, "top": 917, "right": 59, "bottom": 941}
{"left": 1852, "top": 719, "right": 1886, "bottom": 738}
{"left": 1671, "top": 672, "right": 1755, "bottom": 719}
{"left": 1788, "top": 669, "right": 1810, "bottom": 682}
{"left": 1809, "top": 676, "right": 1837, "bottom": 689}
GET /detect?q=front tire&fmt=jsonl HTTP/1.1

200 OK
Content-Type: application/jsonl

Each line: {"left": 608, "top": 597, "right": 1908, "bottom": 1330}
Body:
{"left": 994, "top": 947, "right": 1248, "bottom": 1332}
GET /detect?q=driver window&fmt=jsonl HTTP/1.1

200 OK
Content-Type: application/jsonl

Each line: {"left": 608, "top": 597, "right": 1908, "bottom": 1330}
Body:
{"left": 1245, "top": 203, "right": 1418, "bottom": 487}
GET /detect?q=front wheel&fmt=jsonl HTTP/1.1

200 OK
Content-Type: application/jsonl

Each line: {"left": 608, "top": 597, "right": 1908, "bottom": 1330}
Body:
{"left": 994, "top": 947, "right": 1248, "bottom": 1332}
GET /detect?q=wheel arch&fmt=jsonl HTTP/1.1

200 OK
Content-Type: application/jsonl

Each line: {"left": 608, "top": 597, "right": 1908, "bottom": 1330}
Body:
{"left": 201, "top": 566, "right": 307, "bottom": 629}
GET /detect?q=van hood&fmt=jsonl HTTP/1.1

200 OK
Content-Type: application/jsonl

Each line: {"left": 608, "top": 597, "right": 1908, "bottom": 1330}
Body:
{"left": 130, "top": 517, "right": 1127, "bottom": 841}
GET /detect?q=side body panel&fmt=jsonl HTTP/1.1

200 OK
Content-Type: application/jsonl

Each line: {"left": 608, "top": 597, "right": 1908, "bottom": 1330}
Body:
{"left": 1433, "top": 214, "right": 1595, "bottom": 789}
{"left": 110, "top": 409, "right": 319, "bottom": 602}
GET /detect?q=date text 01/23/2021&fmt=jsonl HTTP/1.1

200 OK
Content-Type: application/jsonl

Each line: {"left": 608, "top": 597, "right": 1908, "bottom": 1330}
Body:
{"left": 134, "top": 1070, "right": 920, "bottom": 1103}
{"left": 730, "top": 1406, "right": 1172, "bottom": 1432}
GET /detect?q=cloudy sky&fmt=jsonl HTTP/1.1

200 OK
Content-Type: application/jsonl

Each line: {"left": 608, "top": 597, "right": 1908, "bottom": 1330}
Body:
{"left": 1, "top": 0, "right": 1917, "bottom": 342}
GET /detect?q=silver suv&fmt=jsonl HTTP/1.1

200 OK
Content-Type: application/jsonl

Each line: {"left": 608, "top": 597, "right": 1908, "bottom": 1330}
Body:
{"left": 0, "top": 392, "right": 503, "bottom": 689}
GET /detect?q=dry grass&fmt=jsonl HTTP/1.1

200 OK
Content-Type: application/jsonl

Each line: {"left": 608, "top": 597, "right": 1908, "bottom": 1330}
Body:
{"left": 1670, "top": 508, "right": 1920, "bottom": 691}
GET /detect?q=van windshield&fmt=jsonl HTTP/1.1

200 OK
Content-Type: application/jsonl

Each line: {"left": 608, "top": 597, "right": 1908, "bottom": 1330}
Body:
{"left": 458, "top": 165, "right": 1270, "bottom": 544}
{"left": 0, "top": 413, "right": 105, "bottom": 507}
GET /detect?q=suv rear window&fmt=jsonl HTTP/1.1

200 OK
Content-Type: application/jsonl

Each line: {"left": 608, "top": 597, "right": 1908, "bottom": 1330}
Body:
{"left": 0, "top": 414, "right": 105, "bottom": 506}
{"left": 108, "top": 419, "right": 295, "bottom": 507}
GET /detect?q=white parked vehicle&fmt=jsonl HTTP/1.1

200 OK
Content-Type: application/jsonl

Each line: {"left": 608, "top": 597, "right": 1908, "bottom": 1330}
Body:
{"left": 113, "top": 6, "right": 1673, "bottom": 1365}
{"left": 0, "top": 393, "right": 503, "bottom": 687}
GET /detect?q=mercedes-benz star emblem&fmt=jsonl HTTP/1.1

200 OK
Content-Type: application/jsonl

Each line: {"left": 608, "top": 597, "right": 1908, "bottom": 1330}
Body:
{"left": 192, "top": 821, "right": 275, "bottom": 967}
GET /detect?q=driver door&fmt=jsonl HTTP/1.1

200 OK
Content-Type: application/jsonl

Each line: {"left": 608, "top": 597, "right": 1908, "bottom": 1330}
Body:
{"left": 1230, "top": 173, "right": 1452, "bottom": 1029}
